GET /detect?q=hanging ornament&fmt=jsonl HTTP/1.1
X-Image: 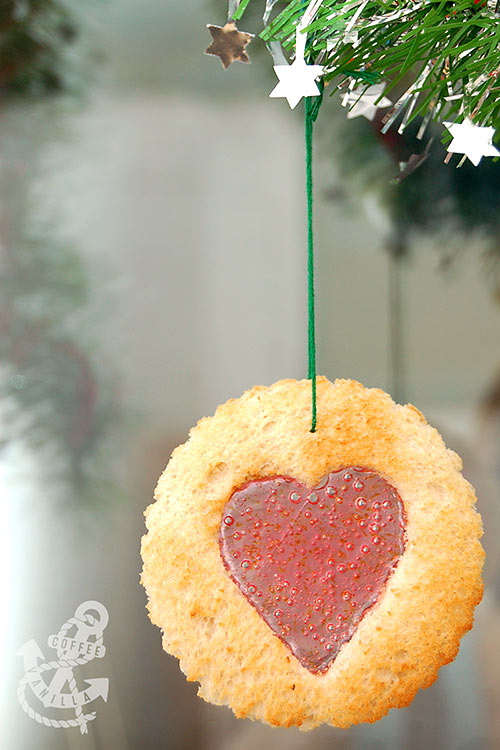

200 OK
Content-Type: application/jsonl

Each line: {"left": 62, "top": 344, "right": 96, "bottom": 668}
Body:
{"left": 342, "top": 83, "right": 392, "bottom": 121}
{"left": 269, "top": 7, "right": 323, "bottom": 109}
{"left": 393, "top": 137, "right": 434, "bottom": 183}
{"left": 269, "top": 55, "right": 323, "bottom": 109}
{"left": 205, "top": 21, "right": 254, "bottom": 69}
{"left": 142, "top": 378, "right": 484, "bottom": 728}
{"left": 443, "top": 118, "right": 500, "bottom": 166}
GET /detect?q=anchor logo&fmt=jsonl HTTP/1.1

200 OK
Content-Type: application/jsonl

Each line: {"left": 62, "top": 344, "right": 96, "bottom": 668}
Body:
{"left": 17, "top": 600, "right": 109, "bottom": 734}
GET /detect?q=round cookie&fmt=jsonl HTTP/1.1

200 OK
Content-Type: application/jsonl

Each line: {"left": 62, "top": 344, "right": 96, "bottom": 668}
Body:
{"left": 141, "top": 377, "right": 484, "bottom": 729}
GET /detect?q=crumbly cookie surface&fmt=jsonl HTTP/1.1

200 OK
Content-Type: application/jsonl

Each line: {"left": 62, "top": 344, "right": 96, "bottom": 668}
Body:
{"left": 141, "top": 377, "right": 484, "bottom": 729}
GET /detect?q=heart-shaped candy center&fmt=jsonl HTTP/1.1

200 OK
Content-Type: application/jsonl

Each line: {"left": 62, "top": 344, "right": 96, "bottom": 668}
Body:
{"left": 219, "top": 467, "right": 405, "bottom": 674}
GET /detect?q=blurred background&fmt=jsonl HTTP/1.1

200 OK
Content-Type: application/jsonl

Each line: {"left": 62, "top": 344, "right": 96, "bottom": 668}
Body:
{"left": 1, "top": 1, "right": 499, "bottom": 748}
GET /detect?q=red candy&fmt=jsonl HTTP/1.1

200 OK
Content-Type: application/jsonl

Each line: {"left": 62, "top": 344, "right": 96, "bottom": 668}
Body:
{"left": 219, "top": 467, "right": 406, "bottom": 674}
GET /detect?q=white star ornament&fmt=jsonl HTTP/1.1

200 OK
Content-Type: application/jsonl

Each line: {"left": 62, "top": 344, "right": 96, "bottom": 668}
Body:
{"left": 443, "top": 118, "right": 500, "bottom": 166}
{"left": 343, "top": 83, "right": 392, "bottom": 121}
{"left": 269, "top": 59, "right": 323, "bottom": 110}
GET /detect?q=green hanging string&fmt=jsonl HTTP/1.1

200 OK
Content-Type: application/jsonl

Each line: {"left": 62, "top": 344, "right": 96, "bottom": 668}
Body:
{"left": 305, "top": 89, "right": 323, "bottom": 433}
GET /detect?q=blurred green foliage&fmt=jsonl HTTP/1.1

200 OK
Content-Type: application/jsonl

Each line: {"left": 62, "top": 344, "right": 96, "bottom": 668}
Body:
{"left": 1, "top": 4, "right": 118, "bottom": 503}
{"left": 0, "top": 0, "right": 79, "bottom": 96}
{"left": 331, "top": 112, "right": 500, "bottom": 284}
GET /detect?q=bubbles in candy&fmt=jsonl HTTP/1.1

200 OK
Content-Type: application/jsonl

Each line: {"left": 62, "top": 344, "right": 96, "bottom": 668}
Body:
{"left": 220, "top": 467, "right": 406, "bottom": 674}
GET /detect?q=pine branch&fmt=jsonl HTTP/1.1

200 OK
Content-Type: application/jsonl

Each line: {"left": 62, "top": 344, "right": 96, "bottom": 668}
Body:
{"left": 238, "top": 0, "right": 500, "bottom": 134}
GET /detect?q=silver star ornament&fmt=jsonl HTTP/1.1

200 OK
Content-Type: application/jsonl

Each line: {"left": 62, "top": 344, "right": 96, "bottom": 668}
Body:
{"left": 443, "top": 118, "right": 500, "bottom": 166}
